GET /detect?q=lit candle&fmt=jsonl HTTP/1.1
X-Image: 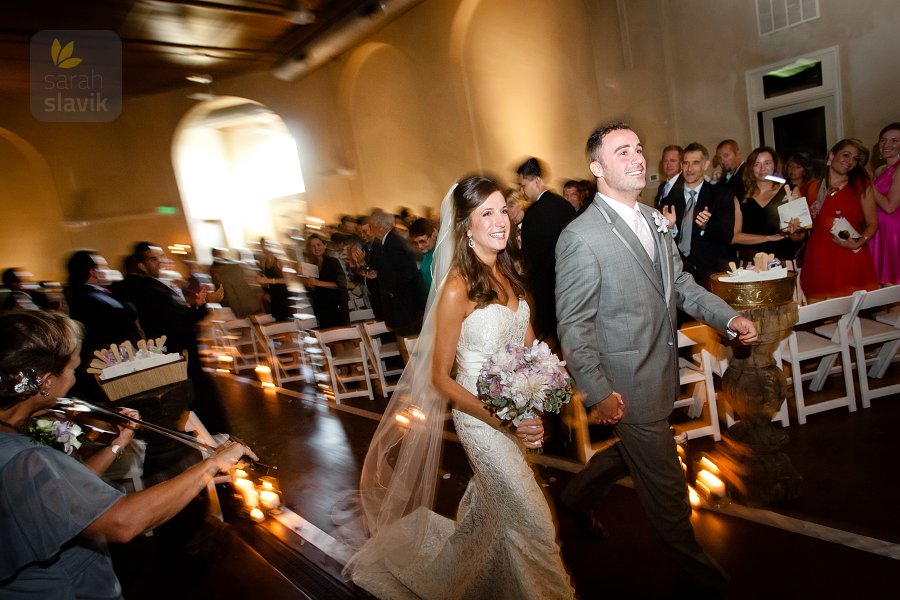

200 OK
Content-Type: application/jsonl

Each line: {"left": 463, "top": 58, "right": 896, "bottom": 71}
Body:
{"left": 234, "top": 477, "right": 259, "bottom": 507}
{"left": 688, "top": 485, "right": 701, "bottom": 507}
{"left": 233, "top": 468, "right": 248, "bottom": 480}
{"left": 696, "top": 469, "right": 725, "bottom": 498}
{"left": 260, "top": 490, "right": 281, "bottom": 510}
{"left": 249, "top": 507, "right": 266, "bottom": 522}
{"left": 699, "top": 455, "right": 720, "bottom": 475}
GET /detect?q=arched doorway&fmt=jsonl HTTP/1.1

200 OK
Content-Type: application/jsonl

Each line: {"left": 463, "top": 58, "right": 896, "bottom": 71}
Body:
{"left": 172, "top": 97, "right": 306, "bottom": 264}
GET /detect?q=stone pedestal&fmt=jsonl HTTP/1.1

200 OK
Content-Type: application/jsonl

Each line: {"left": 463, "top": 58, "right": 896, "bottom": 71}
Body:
{"left": 708, "top": 273, "right": 803, "bottom": 507}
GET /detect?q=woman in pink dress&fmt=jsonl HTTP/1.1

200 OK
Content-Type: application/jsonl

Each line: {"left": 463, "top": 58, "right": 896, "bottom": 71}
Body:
{"left": 871, "top": 122, "right": 900, "bottom": 285}
{"left": 800, "top": 138, "right": 879, "bottom": 300}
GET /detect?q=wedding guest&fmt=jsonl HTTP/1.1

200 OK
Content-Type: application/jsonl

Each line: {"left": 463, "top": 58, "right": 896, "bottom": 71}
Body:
{"left": 800, "top": 138, "right": 879, "bottom": 300}
{"left": 302, "top": 234, "right": 350, "bottom": 329}
{"left": 716, "top": 139, "right": 746, "bottom": 201}
{"left": 408, "top": 217, "right": 437, "bottom": 296}
{"left": 258, "top": 238, "right": 291, "bottom": 321}
{"left": 2, "top": 268, "right": 41, "bottom": 311}
{"left": 731, "top": 146, "right": 806, "bottom": 264}
{"left": 346, "top": 175, "right": 575, "bottom": 599}
{"left": 368, "top": 209, "right": 425, "bottom": 337}
{"left": 0, "top": 310, "right": 255, "bottom": 599}
{"left": 785, "top": 152, "right": 815, "bottom": 198}
{"left": 64, "top": 249, "right": 142, "bottom": 402}
{"left": 871, "top": 122, "right": 900, "bottom": 285}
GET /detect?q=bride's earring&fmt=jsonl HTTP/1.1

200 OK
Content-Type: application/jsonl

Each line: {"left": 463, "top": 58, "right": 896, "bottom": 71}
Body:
{"left": 467, "top": 232, "right": 475, "bottom": 248}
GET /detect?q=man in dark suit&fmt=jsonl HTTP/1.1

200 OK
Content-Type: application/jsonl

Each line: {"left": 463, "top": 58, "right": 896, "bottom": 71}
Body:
{"left": 517, "top": 157, "right": 575, "bottom": 352}
{"left": 716, "top": 139, "right": 746, "bottom": 201}
{"left": 661, "top": 142, "right": 736, "bottom": 289}
{"left": 556, "top": 122, "right": 757, "bottom": 596}
{"left": 113, "top": 242, "right": 230, "bottom": 436}
{"left": 654, "top": 144, "right": 684, "bottom": 208}
{"left": 368, "top": 209, "right": 425, "bottom": 337}
{"left": 65, "top": 249, "right": 143, "bottom": 402}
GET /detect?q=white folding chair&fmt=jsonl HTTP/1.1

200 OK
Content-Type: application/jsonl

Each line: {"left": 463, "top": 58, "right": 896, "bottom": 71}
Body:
{"left": 179, "top": 411, "right": 224, "bottom": 521}
{"left": 361, "top": 320, "right": 404, "bottom": 396}
{"left": 259, "top": 320, "right": 312, "bottom": 386}
{"left": 213, "top": 318, "right": 265, "bottom": 373}
{"left": 672, "top": 324, "right": 721, "bottom": 441}
{"left": 313, "top": 325, "right": 375, "bottom": 403}
{"left": 780, "top": 291, "right": 865, "bottom": 425}
{"left": 845, "top": 286, "right": 900, "bottom": 408}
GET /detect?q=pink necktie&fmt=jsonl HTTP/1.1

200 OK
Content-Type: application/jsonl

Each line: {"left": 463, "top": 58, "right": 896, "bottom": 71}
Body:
{"left": 634, "top": 210, "right": 655, "bottom": 260}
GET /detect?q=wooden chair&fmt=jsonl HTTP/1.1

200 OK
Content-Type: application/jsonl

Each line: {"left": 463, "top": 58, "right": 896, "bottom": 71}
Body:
{"left": 361, "top": 320, "right": 405, "bottom": 396}
{"left": 313, "top": 325, "right": 375, "bottom": 403}
{"left": 780, "top": 291, "right": 865, "bottom": 425}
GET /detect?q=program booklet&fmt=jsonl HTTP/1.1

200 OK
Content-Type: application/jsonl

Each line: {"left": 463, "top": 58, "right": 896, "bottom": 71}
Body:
{"left": 777, "top": 196, "right": 813, "bottom": 229}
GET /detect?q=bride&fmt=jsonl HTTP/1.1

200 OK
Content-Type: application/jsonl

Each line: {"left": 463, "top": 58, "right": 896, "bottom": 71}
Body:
{"left": 343, "top": 175, "right": 575, "bottom": 599}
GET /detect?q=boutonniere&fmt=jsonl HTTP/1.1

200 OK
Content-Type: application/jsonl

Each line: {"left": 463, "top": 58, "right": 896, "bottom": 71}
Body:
{"left": 652, "top": 211, "right": 669, "bottom": 233}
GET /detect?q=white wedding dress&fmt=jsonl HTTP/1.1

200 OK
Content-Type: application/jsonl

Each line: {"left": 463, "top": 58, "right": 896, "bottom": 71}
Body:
{"left": 350, "top": 299, "right": 575, "bottom": 600}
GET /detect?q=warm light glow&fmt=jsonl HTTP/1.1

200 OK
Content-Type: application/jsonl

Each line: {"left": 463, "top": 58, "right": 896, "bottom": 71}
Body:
{"left": 688, "top": 485, "right": 701, "bottom": 507}
{"left": 696, "top": 469, "right": 725, "bottom": 498}
{"left": 409, "top": 407, "right": 425, "bottom": 421}
{"left": 218, "top": 355, "right": 234, "bottom": 362}
{"left": 699, "top": 455, "right": 720, "bottom": 474}
{"left": 233, "top": 477, "right": 254, "bottom": 491}
{"left": 260, "top": 490, "right": 281, "bottom": 510}
{"left": 262, "top": 382, "right": 276, "bottom": 388}
{"left": 395, "top": 414, "right": 411, "bottom": 425}
{"left": 249, "top": 507, "right": 266, "bottom": 522}
{"left": 234, "top": 468, "right": 248, "bottom": 479}
{"left": 255, "top": 365, "right": 271, "bottom": 374}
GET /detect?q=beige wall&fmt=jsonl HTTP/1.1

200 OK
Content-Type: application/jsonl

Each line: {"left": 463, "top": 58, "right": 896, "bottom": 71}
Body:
{"left": 1, "top": 0, "right": 897, "bottom": 281}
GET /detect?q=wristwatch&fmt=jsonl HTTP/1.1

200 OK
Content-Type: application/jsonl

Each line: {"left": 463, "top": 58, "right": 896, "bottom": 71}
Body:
{"left": 110, "top": 444, "right": 123, "bottom": 459}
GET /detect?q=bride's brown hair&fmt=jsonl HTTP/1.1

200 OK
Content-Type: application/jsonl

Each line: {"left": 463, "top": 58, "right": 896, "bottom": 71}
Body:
{"left": 452, "top": 175, "right": 527, "bottom": 308}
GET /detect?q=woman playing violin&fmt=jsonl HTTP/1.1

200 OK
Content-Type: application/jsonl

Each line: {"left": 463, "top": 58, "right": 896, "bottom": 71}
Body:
{"left": 0, "top": 310, "right": 256, "bottom": 599}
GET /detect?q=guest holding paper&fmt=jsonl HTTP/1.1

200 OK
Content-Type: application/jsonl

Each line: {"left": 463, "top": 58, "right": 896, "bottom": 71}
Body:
{"left": 800, "top": 138, "right": 879, "bottom": 300}
{"left": 870, "top": 122, "right": 900, "bottom": 285}
{"left": 785, "top": 152, "right": 816, "bottom": 198}
{"left": 302, "top": 234, "right": 349, "bottom": 328}
{"left": 731, "top": 147, "right": 807, "bottom": 265}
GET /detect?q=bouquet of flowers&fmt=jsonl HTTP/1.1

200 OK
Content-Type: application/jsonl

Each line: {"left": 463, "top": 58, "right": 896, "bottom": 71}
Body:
{"left": 26, "top": 417, "right": 83, "bottom": 455}
{"left": 476, "top": 340, "right": 575, "bottom": 428}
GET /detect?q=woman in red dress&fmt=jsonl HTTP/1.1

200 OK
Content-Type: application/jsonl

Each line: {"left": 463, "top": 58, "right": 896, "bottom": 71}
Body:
{"left": 800, "top": 138, "right": 879, "bottom": 300}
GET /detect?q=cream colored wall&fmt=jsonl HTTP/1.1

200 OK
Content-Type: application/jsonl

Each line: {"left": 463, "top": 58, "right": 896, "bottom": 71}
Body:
{"left": 661, "top": 0, "right": 900, "bottom": 158}
{"left": 1, "top": 0, "right": 897, "bottom": 280}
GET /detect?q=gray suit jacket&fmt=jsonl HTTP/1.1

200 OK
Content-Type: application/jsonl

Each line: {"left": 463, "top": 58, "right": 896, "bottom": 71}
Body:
{"left": 555, "top": 197, "right": 737, "bottom": 424}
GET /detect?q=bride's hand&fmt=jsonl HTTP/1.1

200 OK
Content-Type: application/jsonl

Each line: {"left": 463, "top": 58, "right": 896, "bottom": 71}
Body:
{"left": 514, "top": 417, "right": 544, "bottom": 448}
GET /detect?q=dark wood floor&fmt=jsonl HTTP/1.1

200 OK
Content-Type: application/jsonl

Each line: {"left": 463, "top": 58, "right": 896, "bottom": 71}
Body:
{"left": 111, "top": 357, "right": 900, "bottom": 599}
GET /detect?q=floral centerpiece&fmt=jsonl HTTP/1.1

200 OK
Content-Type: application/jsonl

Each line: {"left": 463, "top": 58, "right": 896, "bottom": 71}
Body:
{"left": 476, "top": 340, "right": 575, "bottom": 446}
{"left": 26, "top": 417, "right": 83, "bottom": 455}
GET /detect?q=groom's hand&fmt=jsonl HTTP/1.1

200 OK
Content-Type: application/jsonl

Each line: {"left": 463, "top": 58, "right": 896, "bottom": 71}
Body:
{"left": 728, "top": 316, "right": 758, "bottom": 344}
{"left": 589, "top": 392, "right": 624, "bottom": 426}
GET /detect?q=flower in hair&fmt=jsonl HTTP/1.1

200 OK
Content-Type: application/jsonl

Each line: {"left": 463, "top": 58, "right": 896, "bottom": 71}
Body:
{"left": 0, "top": 369, "right": 43, "bottom": 397}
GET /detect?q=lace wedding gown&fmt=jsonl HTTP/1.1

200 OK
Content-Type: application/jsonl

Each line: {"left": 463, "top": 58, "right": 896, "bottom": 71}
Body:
{"left": 350, "top": 300, "right": 575, "bottom": 600}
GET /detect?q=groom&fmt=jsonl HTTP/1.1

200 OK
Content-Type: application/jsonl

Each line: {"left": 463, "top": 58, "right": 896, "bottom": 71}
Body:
{"left": 555, "top": 122, "right": 757, "bottom": 595}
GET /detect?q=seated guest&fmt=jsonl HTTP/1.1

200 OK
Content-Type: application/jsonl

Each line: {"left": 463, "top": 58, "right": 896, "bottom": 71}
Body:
{"left": 800, "top": 138, "right": 879, "bottom": 300}
{"left": 302, "top": 234, "right": 350, "bottom": 329}
{"left": 732, "top": 147, "right": 807, "bottom": 265}
{"left": 2, "top": 268, "right": 41, "bottom": 311}
{"left": 0, "top": 309, "right": 254, "bottom": 599}
{"left": 407, "top": 217, "right": 437, "bottom": 296}
{"left": 64, "top": 249, "right": 142, "bottom": 401}
{"left": 661, "top": 142, "right": 736, "bottom": 288}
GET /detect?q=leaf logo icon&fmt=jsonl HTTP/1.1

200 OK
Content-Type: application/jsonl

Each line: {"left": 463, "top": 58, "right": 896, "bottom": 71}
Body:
{"left": 51, "top": 38, "right": 82, "bottom": 69}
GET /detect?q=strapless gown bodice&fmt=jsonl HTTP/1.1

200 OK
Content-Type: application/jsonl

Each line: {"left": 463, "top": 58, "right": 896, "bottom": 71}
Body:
{"left": 455, "top": 300, "right": 530, "bottom": 391}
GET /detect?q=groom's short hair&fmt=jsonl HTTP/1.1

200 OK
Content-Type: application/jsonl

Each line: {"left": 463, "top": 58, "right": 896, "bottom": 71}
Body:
{"left": 586, "top": 122, "right": 633, "bottom": 163}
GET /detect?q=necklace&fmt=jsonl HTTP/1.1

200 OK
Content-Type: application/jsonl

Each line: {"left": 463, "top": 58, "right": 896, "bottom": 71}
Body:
{"left": 827, "top": 182, "right": 846, "bottom": 196}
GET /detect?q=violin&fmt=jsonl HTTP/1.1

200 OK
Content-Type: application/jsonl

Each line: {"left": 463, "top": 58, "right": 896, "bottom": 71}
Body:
{"left": 51, "top": 397, "right": 275, "bottom": 470}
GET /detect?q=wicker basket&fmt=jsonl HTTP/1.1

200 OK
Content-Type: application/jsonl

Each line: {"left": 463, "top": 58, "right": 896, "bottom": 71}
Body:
{"left": 98, "top": 354, "right": 188, "bottom": 401}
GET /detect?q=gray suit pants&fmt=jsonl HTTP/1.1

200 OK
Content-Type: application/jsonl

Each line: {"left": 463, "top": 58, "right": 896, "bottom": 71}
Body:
{"left": 561, "top": 418, "right": 728, "bottom": 592}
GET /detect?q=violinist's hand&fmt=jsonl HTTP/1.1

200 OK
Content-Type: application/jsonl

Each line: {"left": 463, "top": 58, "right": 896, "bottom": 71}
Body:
{"left": 113, "top": 408, "right": 139, "bottom": 445}
{"left": 209, "top": 439, "right": 258, "bottom": 474}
